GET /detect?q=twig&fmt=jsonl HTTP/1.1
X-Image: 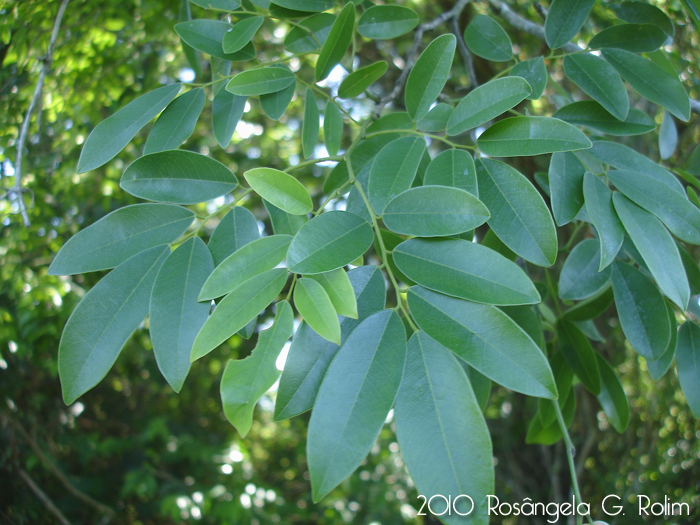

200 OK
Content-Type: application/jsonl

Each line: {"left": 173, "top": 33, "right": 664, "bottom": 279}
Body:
{"left": 18, "top": 469, "right": 73, "bottom": 525}
{"left": 449, "top": 15, "right": 478, "bottom": 88}
{"left": 10, "top": 0, "right": 70, "bottom": 226}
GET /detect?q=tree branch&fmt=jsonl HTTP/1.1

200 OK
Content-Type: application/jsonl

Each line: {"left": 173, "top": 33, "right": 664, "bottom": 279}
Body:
{"left": 19, "top": 469, "right": 73, "bottom": 525}
{"left": 449, "top": 15, "right": 478, "bottom": 88}
{"left": 10, "top": 0, "right": 70, "bottom": 226}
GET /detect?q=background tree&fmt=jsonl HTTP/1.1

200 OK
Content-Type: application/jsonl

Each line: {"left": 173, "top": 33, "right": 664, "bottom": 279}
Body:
{"left": 2, "top": 0, "right": 700, "bottom": 524}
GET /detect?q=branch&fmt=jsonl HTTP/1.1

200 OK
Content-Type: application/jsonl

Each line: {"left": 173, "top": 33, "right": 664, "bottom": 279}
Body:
{"left": 10, "top": 0, "right": 70, "bottom": 226}
{"left": 449, "top": 15, "right": 478, "bottom": 88}
{"left": 19, "top": 469, "right": 73, "bottom": 525}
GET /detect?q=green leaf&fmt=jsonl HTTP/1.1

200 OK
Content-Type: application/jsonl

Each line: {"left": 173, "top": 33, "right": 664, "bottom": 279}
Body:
{"left": 308, "top": 268, "right": 357, "bottom": 318}
{"left": 602, "top": 48, "right": 690, "bottom": 122}
{"left": 464, "top": 14, "right": 512, "bottom": 61}
{"left": 357, "top": 5, "right": 419, "bottom": 39}
{"left": 58, "top": 246, "right": 169, "bottom": 404}
{"left": 264, "top": 200, "right": 308, "bottom": 236}
{"left": 221, "top": 301, "right": 293, "bottom": 437}
{"left": 583, "top": 173, "right": 625, "bottom": 270}
{"left": 294, "top": 278, "right": 341, "bottom": 344}
{"left": 189, "top": 0, "right": 241, "bottom": 9}
{"left": 465, "top": 364, "right": 493, "bottom": 412}
{"left": 259, "top": 71, "right": 296, "bottom": 120}
{"left": 207, "top": 206, "right": 260, "bottom": 266}
{"left": 611, "top": 261, "right": 670, "bottom": 360}
{"left": 423, "top": 149, "right": 477, "bottom": 196}
{"left": 175, "top": 20, "right": 255, "bottom": 60}
{"left": 510, "top": 56, "right": 547, "bottom": 100}
{"left": 283, "top": 13, "right": 335, "bottom": 53}
{"left": 394, "top": 238, "right": 540, "bottom": 306}
{"left": 212, "top": 89, "right": 247, "bottom": 148}
{"left": 315, "top": 3, "right": 355, "bottom": 81}
{"left": 446, "top": 77, "right": 530, "bottom": 136}
{"left": 674, "top": 321, "right": 700, "bottom": 417}
{"left": 607, "top": 169, "right": 700, "bottom": 244}
{"left": 120, "top": 150, "right": 237, "bottom": 204}
{"left": 563, "top": 54, "right": 629, "bottom": 121}
{"left": 376, "top": 229, "right": 414, "bottom": 286}
{"left": 307, "top": 310, "right": 406, "bottom": 502}
{"left": 679, "top": 243, "right": 700, "bottom": 295}
{"left": 549, "top": 152, "right": 585, "bottom": 226}
{"left": 272, "top": 0, "right": 333, "bottom": 12}
{"left": 613, "top": 193, "right": 689, "bottom": 310}
{"left": 659, "top": 111, "right": 678, "bottom": 160}
{"left": 199, "top": 235, "right": 292, "bottom": 300}
{"left": 611, "top": 1, "right": 674, "bottom": 37}
{"left": 48, "top": 204, "right": 194, "bottom": 275}
{"left": 302, "top": 88, "right": 319, "bottom": 159}
{"left": 559, "top": 239, "right": 612, "bottom": 300}
{"left": 476, "top": 159, "right": 558, "bottom": 267}
{"left": 404, "top": 34, "right": 456, "bottom": 122}
{"left": 143, "top": 88, "right": 205, "bottom": 154}
{"left": 557, "top": 320, "right": 601, "bottom": 395}
{"left": 395, "top": 332, "right": 494, "bottom": 524}
{"left": 225, "top": 67, "right": 296, "bottom": 96}
{"left": 191, "top": 268, "right": 288, "bottom": 361}
{"left": 416, "top": 103, "right": 453, "bottom": 132}
{"left": 368, "top": 136, "right": 426, "bottom": 215}
{"left": 562, "top": 286, "right": 614, "bottom": 322}
{"left": 537, "top": 352, "right": 575, "bottom": 427}
{"left": 589, "top": 23, "right": 667, "bottom": 53}
{"left": 222, "top": 16, "right": 263, "bottom": 53}
{"left": 596, "top": 353, "right": 630, "bottom": 432}
{"left": 477, "top": 116, "right": 592, "bottom": 157}
{"left": 287, "top": 211, "right": 373, "bottom": 274}
{"left": 244, "top": 168, "right": 313, "bottom": 215}
{"left": 338, "top": 61, "right": 388, "bottom": 99}
{"left": 545, "top": 0, "right": 596, "bottom": 48}
{"left": 408, "top": 286, "right": 557, "bottom": 399}
{"left": 150, "top": 238, "right": 213, "bottom": 392}
{"left": 554, "top": 101, "right": 655, "bottom": 136}
{"left": 77, "top": 84, "right": 181, "bottom": 173}
{"left": 275, "top": 266, "right": 384, "bottom": 420}
{"left": 383, "top": 186, "right": 489, "bottom": 237}
{"left": 323, "top": 102, "right": 343, "bottom": 156}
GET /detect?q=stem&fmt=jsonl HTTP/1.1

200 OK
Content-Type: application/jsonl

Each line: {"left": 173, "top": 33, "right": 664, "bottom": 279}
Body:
{"left": 314, "top": 179, "right": 352, "bottom": 216}
{"left": 563, "top": 221, "right": 586, "bottom": 251}
{"left": 285, "top": 155, "right": 342, "bottom": 173}
{"left": 296, "top": 77, "right": 359, "bottom": 126}
{"left": 362, "top": 129, "right": 476, "bottom": 151}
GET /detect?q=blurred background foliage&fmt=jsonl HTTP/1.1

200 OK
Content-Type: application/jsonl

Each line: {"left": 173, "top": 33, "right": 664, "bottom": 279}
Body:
{"left": 1, "top": 0, "right": 699, "bottom": 523}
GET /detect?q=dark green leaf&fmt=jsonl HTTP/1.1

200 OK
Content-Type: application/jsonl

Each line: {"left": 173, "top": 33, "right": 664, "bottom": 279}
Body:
{"left": 647, "top": 304, "right": 677, "bottom": 380}
{"left": 212, "top": 89, "right": 247, "bottom": 148}
{"left": 659, "top": 111, "right": 678, "bottom": 160}
{"left": 226, "top": 67, "right": 296, "bottom": 96}
{"left": 559, "top": 239, "right": 612, "bottom": 300}
{"left": 222, "top": 16, "right": 263, "bottom": 53}
{"left": 357, "top": 5, "right": 419, "bottom": 39}
{"left": 510, "top": 56, "right": 547, "bottom": 100}
{"left": 208, "top": 206, "right": 260, "bottom": 266}
{"left": 416, "top": 103, "right": 453, "bottom": 132}
{"left": 315, "top": 3, "right": 355, "bottom": 81}
{"left": 545, "top": 0, "right": 596, "bottom": 48}
{"left": 589, "top": 23, "right": 668, "bottom": 53}
{"left": 563, "top": 54, "right": 629, "bottom": 121}
{"left": 244, "top": 167, "right": 313, "bottom": 215}
{"left": 675, "top": 321, "right": 700, "bottom": 417}
{"left": 554, "top": 101, "right": 655, "bottom": 136}
{"left": 143, "top": 88, "right": 205, "bottom": 154}
{"left": 679, "top": 243, "right": 700, "bottom": 295}
{"left": 583, "top": 172, "right": 625, "bottom": 270}
{"left": 549, "top": 151, "right": 585, "bottom": 226}
{"left": 259, "top": 66, "right": 296, "bottom": 120}
{"left": 323, "top": 102, "right": 343, "bottom": 156}
{"left": 302, "top": 88, "right": 319, "bottom": 159}
{"left": 48, "top": 204, "right": 194, "bottom": 275}
{"left": 562, "top": 286, "right": 614, "bottom": 322}
{"left": 465, "top": 364, "right": 492, "bottom": 412}
{"left": 283, "top": 13, "right": 335, "bottom": 53}
{"left": 557, "top": 320, "right": 601, "bottom": 395}
{"left": 175, "top": 20, "right": 255, "bottom": 60}
{"left": 423, "top": 149, "right": 477, "bottom": 195}
{"left": 464, "top": 15, "right": 512, "bottom": 61}
{"left": 308, "top": 268, "right": 357, "bottom": 319}
{"left": 264, "top": 200, "right": 308, "bottom": 236}
{"left": 273, "top": 0, "right": 333, "bottom": 12}
{"left": 189, "top": 0, "right": 241, "bottom": 9}
{"left": 405, "top": 34, "right": 456, "bottom": 122}
{"left": 338, "top": 61, "right": 387, "bottom": 99}
{"left": 611, "top": 1, "right": 674, "bottom": 37}
{"left": 294, "top": 278, "right": 341, "bottom": 344}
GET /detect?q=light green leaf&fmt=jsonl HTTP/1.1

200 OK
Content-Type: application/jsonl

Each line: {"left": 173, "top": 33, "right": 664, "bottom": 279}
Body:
{"left": 383, "top": 186, "right": 489, "bottom": 237}
{"left": 405, "top": 34, "right": 456, "bottom": 122}
{"left": 557, "top": 320, "right": 601, "bottom": 395}
{"left": 294, "top": 278, "right": 341, "bottom": 344}
{"left": 447, "top": 77, "right": 530, "bottom": 136}
{"left": 308, "top": 268, "right": 357, "bottom": 318}
{"left": 244, "top": 168, "right": 313, "bottom": 215}
{"left": 659, "top": 111, "right": 678, "bottom": 160}
{"left": 394, "top": 238, "right": 540, "bottom": 305}
{"left": 554, "top": 101, "right": 655, "bottom": 136}
{"left": 675, "top": 321, "right": 700, "bottom": 417}
{"left": 199, "top": 235, "right": 292, "bottom": 300}
{"left": 307, "top": 310, "right": 406, "bottom": 502}
{"left": 357, "top": 5, "right": 419, "bottom": 39}
{"left": 212, "top": 88, "right": 247, "bottom": 148}
{"left": 589, "top": 23, "right": 667, "bottom": 53}
{"left": 395, "top": 332, "right": 494, "bottom": 524}
{"left": 338, "top": 61, "right": 388, "bottom": 99}
{"left": 611, "top": 261, "right": 670, "bottom": 360}
{"left": 143, "top": 88, "right": 205, "bottom": 154}
{"left": 596, "top": 353, "right": 630, "bottom": 432}
{"left": 120, "top": 150, "right": 237, "bottom": 204}
{"left": 222, "top": 16, "right": 263, "bottom": 53}
{"left": 563, "top": 54, "right": 629, "bottom": 121}
{"left": 315, "top": 3, "right": 355, "bottom": 81}
{"left": 150, "top": 238, "right": 213, "bottom": 393}
{"left": 77, "top": 84, "right": 181, "bottom": 173}
{"left": 58, "top": 246, "right": 169, "bottom": 404}
{"left": 275, "top": 266, "right": 384, "bottom": 420}
{"left": 602, "top": 48, "right": 690, "bottom": 121}
{"left": 549, "top": 151, "right": 585, "bottom": 226}
{"left": 510, "top": 56, "right": 547, "bottom": 100}
{"left": 368, "top": 136, "right": 426, "bottom": 215}
{"left": 273, "top": 0, "right": 333, "bottom": 12}
{"left": 264, "top": 200, "right": 309, "bottom": 236}
{"left": 323, "top": 102, "right": 343, "bottom": 156}
{"left": 221, "top": 301, "right": 293, "bottom": 437}
{"left": 283, "top": 13, "right": 335, "bottom": 53}
{"left": 613, "top": 194, "right": 689, "bottom": 310}
{"left": 559, "top": 239, "right": 612, "bottom": 300}
{"left": 477, "top": 116, "right": 592, "bottom": 157}
{"left": 416, "top": 103, "right": 453, "bottom": 132}
{"left": 423, "top": 149, "right": 477, "bottom": 195}
{"left": 207, "top": 206, "right": 260, "bottom": 266}
{"left": 175, "top": 20, "right": 255, "bottom": 60}
{"left": 647, "top": 303, "right": 678, "bottom": 380}
{"left": 259, "top": 66, "right": 296, "bottom": 120}
{"left": 287, "top": 211, "right": 373, "bottom": 274}
{"left": 408, "top": 286, "right": 557, "bottom": 399}
{"left": 476, "top": 159, "right": 558, "bottom": 267}
{"left": 611, "top": 1, "right": 674, "bottom": 37}
{"left": 48, "top": 204, "right": 194, "bottom": 275}
{"left": 191, "top": 268, "right": 288, "bottom": 361}
{"left": 226, "top": 67, "right": 296, "bottom": 96}
{"left": 302, "top": 88, "right": 319, "bottom": 159}
{"left": 464, "top": 14, "right": 512, "bottom": 61}
{"left": 545, "top": 0, "right": 596, "bottom": 48}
